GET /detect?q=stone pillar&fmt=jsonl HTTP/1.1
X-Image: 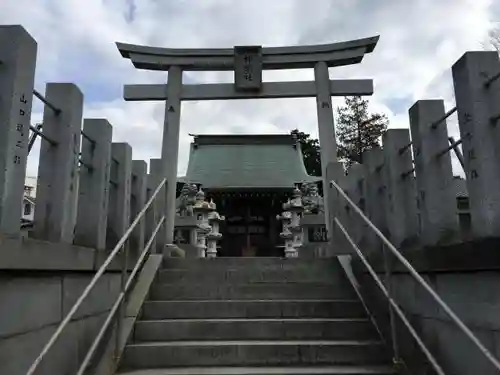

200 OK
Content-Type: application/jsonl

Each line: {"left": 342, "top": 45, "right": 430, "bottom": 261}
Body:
{"left": 363, "top": 147, "right": 386, "bottom": 253}
{"left": 346, "top": 164, "right": 366, "bottom": 247}
{"left": 409, "top": 100, "right": 459, "bottom": 246}
{"left": 0, "top": 26, "right": 37, "bottom": 236}
{"left": 314, "top": 62, "right": 337, "bottom": 237}
{"left": 161, "top": 66, "right": 183, "bottom": 245}
{"left": 327, "top": 162, "right": 350, "bottom": 255}
{"left": 33, "top": 83, "right": 83, "bottom": 243}
{"left": 131, "top": 160, "right": 147, "bottom": 255}
{"left": 382, "top": 129, "right": 419, "bottom": 248}
{"left": 452, "top": 51, "right": 500, "bottom": 238}
{"left": 149, "top": 158, "right": 165, "bottom": 253}
{"left": 145, "top": 173, "right": 158, "bottom": 253}
{"left": 74, "top": 119, "right": 112, "bottom": 250}
{"left": 106, "top": 143, "right": 132, "bottom": 249}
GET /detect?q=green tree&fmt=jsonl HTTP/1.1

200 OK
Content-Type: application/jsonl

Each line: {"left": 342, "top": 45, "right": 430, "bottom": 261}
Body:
{"left": 485, "top": 23, "right": 500, "bottom": 53}
{"left": 291, "top": 129, "right": 321, "bottom": 176}
{"left": 336, "top": 96, "right": 388, "bottom": 166}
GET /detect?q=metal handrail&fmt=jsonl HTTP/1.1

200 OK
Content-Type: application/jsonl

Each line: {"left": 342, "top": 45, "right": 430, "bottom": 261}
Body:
{"left": 26, "top": 177, "right": 167, "bottom": 375}
{"left": 330, "top": 178, "right": 500, "bottom": 372}
{"left": 334, "top": 218, "right": 445, "bottom": 375}
{"left": 76, "top": 215, "right": 166, "bottom": 375}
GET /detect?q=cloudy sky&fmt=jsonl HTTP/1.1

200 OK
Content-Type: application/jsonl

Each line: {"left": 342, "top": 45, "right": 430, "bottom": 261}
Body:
{"left": 2, "top": 0, "right": 499, "bottom": 177}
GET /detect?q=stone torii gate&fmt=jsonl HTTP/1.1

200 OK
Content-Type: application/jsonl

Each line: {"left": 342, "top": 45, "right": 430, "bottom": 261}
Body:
{"left": 116, "top": 36, "right": 379, "bottom": 246}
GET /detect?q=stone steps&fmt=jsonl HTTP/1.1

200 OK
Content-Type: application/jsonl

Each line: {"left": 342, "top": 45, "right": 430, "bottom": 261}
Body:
{"left": 149, "top": 282, "right": 356, "bottom": 301}
{"left": 120, "top": 340, "right": 390, "bottom": 369}
{"left": 161, "top": 258, "right": 340, "bottom": 272}
{"left": 140, "top": 300, "right": 366, "bottom": 320}
{"left": 133, "top": 318, "right": 376, "bottom": 341}
{"left": 118, "top": 258, "right": 392, "bottom": 374}
{"left": 118, "top": 366, "right": 396, "bottom": 375}
{"left": 157, "top": 268, "right": 344, "bottom": 284}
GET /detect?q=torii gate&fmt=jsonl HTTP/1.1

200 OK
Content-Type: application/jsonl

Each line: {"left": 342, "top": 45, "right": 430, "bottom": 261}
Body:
{"left": 116, "top": 36, "right": 379, "bottom": 246}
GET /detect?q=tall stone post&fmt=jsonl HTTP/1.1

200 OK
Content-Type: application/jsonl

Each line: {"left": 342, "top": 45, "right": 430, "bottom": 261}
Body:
{"left": 382, "top": 129, "right": 419, "bottom": 248}
{"left": 149, "top": 158, "right": 165, "bottom": 253}
{"left": 0, "top": 26, "right": 37, "bottom": 236}
{"left": 452, "top": 52, "right": 500, "bottom": 238}
{"left": 363, "top": 147, "right": 386, "bottom": 254}
{"left": 327, "top": 162, "right": 350, "bottom": 255}
{"left": 409, "top": 100, "right": 459, "bottom": 246}
{"left": 314, "top": 62, "right": 337, "bottom": 238}
{"left": 131, "top": 160, "right": 147, "bottom": 256}
{"left": 33, "top": 83, "right": 83, "bottom": 243}
{"left": 345, "top": 164, "right": 366, "bottom": 247}
{"left": 106, "top": 143, "right": 132, "bottom": 249}
{"left": 161, "top": 66, "right": 183, "bottom": 245}
{"left": 74, "top": 119, "right": 112, "bottom": 250}
{"left": 145, "top": 173, "right": 158, "bottom": 254}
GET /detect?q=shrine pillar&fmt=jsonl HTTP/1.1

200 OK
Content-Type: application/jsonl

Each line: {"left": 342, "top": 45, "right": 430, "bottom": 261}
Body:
{"left": 161, "top": 66, "right": 183, "bottom": 245}
{"left": 315, "top": 62, "right": 338, "bottom": 238}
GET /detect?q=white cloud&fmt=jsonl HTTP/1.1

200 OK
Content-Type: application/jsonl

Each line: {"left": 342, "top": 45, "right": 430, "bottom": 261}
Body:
{"left": 1, "top": 0, "right": 496, "bottom": 179}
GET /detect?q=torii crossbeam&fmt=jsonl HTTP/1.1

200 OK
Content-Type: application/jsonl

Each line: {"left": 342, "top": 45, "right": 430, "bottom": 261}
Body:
{"left": 116, "top": 35, "right": 379, "bottom": 249}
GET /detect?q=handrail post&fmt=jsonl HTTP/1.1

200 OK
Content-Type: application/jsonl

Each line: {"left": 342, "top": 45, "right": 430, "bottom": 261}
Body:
{"left": 115, "top": 236, "right": 129, "bottom": 362}
{"left": 382, "top": 243, "right": 400, "bottom": 364}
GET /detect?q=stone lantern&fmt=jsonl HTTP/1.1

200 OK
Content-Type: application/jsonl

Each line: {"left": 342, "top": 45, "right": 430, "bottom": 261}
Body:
{"left": 192, "top": 188, "right": 213, "bottom": 258}
{"left": 206, "top": 199, "right": 225, "bottom": 258}
{"left": 277, "top": 186, "right": 305, "bottom": 257}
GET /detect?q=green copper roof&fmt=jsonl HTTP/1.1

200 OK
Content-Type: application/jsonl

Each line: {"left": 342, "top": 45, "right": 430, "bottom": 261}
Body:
{"left": 182, "top": 134, "right": 319, "bottom": 189}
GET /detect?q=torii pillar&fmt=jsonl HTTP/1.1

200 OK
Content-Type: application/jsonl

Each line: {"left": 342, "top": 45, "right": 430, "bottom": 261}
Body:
{"left": 116, "top": 37, "right": 378, "bottom": 246}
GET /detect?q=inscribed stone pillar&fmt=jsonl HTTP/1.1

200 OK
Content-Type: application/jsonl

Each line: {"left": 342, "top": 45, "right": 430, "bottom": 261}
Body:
{"left": 0, "top": 25, "right": 37, "bottom": 236}
{"left": 409, "top": 100, "right": 459, "bottom": 246}
{"left": 33, "top": 83, "right": 83, "bottom": 243}
{"left": 131, "top": 160, "right": 147, "bottom": 255}
{"left": 106, "top": 143, "right": 132, "bottom": 249}
{"left": 363, "top": 147, "right": 386, "bottom": 254}
{"left": 452, "top": 51, "right": 500, "bottom": 238}
{"left": 314, "top": 62, "right": 337, "bottom": 237}
{"left": 161, "top": 66, "right": 183, "bottom": 245}
{"left": 74, "top": 119, "right": 112, "bottom": 250}
{"left": 382, "top": 129, "right": 419, "bottom": 248}
{"left": 149, "top": 158, "right": 165, "bottom": 253}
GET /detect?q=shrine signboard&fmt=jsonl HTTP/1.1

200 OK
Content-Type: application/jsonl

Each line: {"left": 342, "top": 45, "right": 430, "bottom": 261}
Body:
{"left": 234, "top": 46, "right": 263, "bottom": 91}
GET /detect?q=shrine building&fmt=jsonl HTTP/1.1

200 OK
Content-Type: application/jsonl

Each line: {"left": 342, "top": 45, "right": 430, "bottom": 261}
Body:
{"left": 176, "top": 133, "right": 324, "bottom": 257}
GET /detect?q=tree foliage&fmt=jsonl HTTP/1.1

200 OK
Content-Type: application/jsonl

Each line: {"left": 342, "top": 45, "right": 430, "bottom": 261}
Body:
{"left": 336, "top": 96, "right": 388, "bottom": 166}
{"left": 291, "top": 129, "right": 321, "bottom": 177}
{"left": 486, "top": 24, "right": 500, "bottom": 53}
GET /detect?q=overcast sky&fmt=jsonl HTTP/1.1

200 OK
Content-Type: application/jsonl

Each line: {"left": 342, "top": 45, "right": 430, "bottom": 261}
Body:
{"left": 2, "top": 0, "right": 499, "bottom": 177}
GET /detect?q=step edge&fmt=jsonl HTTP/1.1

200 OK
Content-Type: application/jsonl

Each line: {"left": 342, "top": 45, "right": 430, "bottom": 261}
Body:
{"left": 135, "top": 318, "right": 371, "bottom": 323}
{"left": 125, "top": 340, "right": 385, "bottom": 348}
{"left": 118, "top": 365, "right": 397, "bottom": 375}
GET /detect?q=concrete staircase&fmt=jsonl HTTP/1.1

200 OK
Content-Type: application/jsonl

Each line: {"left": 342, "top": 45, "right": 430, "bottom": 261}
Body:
{"left": 117, "top": 258, "right": 396, "bottom": 375}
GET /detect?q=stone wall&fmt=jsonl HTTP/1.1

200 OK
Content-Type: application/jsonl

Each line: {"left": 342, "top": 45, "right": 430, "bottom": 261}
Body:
{"left": 0, "top": 272, "right": 121, "bottom": 375}
{"left": 0, "top": 236, "right": 128, "bottom": 375}
{"left": 352, "top": 240, "right": 500, "bottom": 375}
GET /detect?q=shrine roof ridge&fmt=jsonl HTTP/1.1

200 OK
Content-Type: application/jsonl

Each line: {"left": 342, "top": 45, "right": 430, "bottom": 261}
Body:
{"left": 191, "top": 134, "right": 297, "bottom": 146}
{"left": 116, "top": 35, "right": 379, "bottom": 71}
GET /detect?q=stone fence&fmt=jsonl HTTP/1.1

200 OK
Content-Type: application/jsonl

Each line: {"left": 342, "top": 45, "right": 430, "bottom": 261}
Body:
{"left": 330, "top": 50, "right": 500, "bottom": 254}
{"left": 0, "top": 25, "right": 164, "bottom": 254}
{"left": 0, "top": 24, "right": 168, "bottom": 375}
